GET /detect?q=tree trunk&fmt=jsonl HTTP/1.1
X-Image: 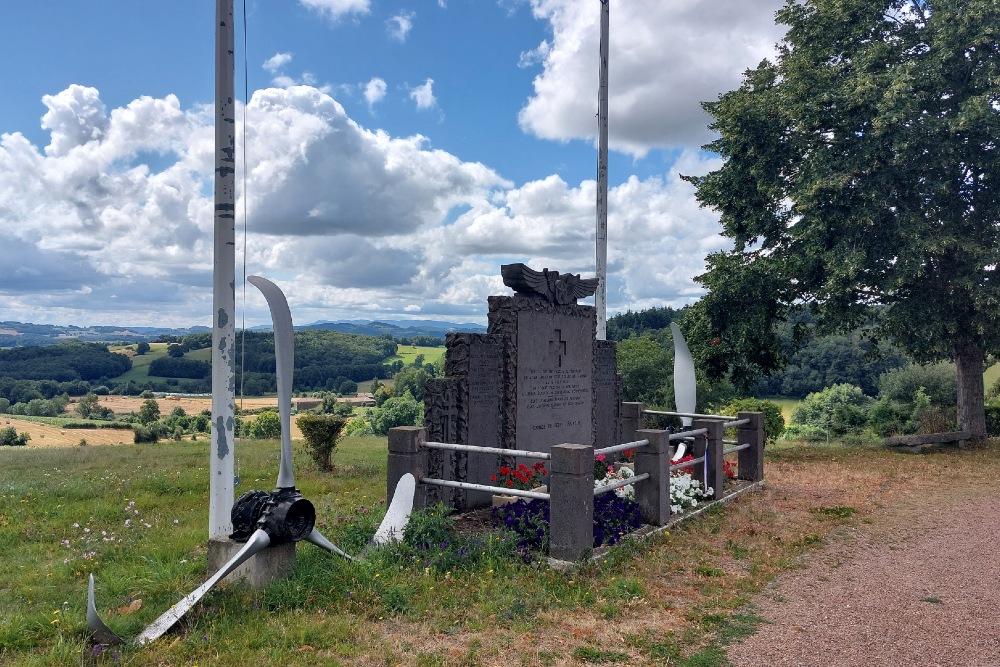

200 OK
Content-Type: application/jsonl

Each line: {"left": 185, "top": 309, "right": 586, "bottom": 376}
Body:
{"left": 954, "top": 341, "right": 987, "bottom": 440}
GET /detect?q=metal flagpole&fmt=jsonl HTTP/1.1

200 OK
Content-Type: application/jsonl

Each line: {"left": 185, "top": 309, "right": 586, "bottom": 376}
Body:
{"left": 210, "top": 0, "right": 237, "bottom": 540}
{"left": 595, "top": 0, "right": 610, "bottom": 340}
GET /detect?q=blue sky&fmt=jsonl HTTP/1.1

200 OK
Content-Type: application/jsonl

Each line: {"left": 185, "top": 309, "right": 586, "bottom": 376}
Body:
{"left": 0, "top": 0, "right": 785, "bottom": 327}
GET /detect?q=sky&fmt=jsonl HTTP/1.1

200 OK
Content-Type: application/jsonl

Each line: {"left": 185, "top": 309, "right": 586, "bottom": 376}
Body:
{"left": 0, "top": 0, "right": 787, "bottom": 328}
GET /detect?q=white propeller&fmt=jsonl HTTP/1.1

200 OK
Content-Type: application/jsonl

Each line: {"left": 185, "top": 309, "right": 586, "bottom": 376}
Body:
{"left": 86, "top": 276, "right": 415, "bottom": 646}
{"left": 670, "top": 322, "right": 696, "bottom": 462}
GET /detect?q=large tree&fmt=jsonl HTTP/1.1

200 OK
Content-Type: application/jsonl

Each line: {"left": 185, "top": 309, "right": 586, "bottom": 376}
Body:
{"left": 685, "top": 0, "right": 1000, "bottom": 438}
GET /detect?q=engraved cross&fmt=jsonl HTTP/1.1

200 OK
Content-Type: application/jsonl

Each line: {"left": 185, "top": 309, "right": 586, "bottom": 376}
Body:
{"left": 440, "top": 399, "right": 460, "bottom": 443}
{"left": 548, "top": 329, "right": 567, "bottom": 368}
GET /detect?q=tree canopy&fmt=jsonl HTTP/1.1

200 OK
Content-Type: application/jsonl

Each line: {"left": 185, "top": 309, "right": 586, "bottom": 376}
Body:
{"left": 685, "top": 0, "right": 1000, "bottom": 437}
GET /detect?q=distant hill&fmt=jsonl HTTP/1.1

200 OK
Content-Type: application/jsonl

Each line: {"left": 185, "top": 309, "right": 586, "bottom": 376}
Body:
{"left": 296, "top": 319, "right": 486, "bottom": 338}
{"left": 0, "top": 318, "right": 484, "bottom": 347}
{"left": 0, "top": 321, "right": 211, "bottom": 347}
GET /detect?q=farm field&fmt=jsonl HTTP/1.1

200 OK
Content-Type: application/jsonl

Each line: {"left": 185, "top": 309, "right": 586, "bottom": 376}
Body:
{"left": 0, "top": 415, "right": 133, "bottom": 447}
{"left": 1, "top": 395, "right": 296, "bottom": 448}
{"left": 382, "top": 344, "right": 445, "bottom": 367}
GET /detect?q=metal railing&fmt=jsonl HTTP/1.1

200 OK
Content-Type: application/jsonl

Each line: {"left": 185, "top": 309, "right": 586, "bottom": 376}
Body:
{"left": 423, "top": 440, "right": 551, "bottom": 460}
{"left": 421, "top": 477, "right": 550, "bottom": 500}
{"left": 594, "top": 438, "right": 649, "bottom": 457}
{"left": 594, "top": 472, "right": 649, "bottom": 496}
{"left": 643, "top": 409, "right": 735, "bottom": 421}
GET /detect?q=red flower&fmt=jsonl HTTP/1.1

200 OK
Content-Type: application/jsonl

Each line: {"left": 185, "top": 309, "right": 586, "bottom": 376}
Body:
{"left": 711, "top": 337, "right": 721, "bottom": 346}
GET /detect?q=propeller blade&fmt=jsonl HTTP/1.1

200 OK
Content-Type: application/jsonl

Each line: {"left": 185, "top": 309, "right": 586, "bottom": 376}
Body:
{"left": 303, "top": 528, "right": 360, "bottom": 562}
{"left": 247, "top": 275, "right": 296, "bottom": 490}
{"left": 671, "top": 442, "right": 687, "bottom": 463}
{"left": 132, "top": 528, "right": 271, "bottom": 646}
{"left": 371, "top": 473, "right": 415, "bottom": 546}
{"left": 671, "top": 323, "right": 696, "bottom": 427}
{"left": 86, "top": 574, "right": 126, "bottom": 646}
{"left": 304, "top": 474, "right": 416, "bottom": 561}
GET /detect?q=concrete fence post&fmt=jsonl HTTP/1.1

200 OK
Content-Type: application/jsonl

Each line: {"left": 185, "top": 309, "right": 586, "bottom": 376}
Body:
{"left": 620, "top": 402, "right": 644, "bottom": 444}
{"left": 388, "top": 426, "right": 428, "bottom": 510}
{"left": 695, "top": 419, "right": 725, "bottom": 501}
{"left": 688, "top": 433, "right": 708, "bottom": 490}
{"left": 549, "top": 443, "right": 594, "bottom": 562}
{"left": 634, "top": 429, "right": 671, "bottom": 525}
{"left": 737, "top": 412, "right": 765, "bottom": 482}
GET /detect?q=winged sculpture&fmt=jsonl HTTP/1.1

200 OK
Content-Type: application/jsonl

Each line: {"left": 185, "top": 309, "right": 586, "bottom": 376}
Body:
{"left": 501, "top": 263, "right": 599, "bottom": 305}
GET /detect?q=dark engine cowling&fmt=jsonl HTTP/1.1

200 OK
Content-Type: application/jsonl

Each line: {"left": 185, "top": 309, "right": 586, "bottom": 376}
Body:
{"left": 230, "top": 487, "right": 316, "bottom": 543}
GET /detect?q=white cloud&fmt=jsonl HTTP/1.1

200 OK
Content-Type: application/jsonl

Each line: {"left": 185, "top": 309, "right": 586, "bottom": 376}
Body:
{"left": 387, "top": 11, "right": 415, "bottom": 42}
{"left": 0, "top": 82, "right": 729, "bottom": 326}
{"left": 409, "top": 78, "right": 436, "bottom": 110}
{"left": 364, "top": 77, "right": 387, "bottom": 109}
{"left": 263, "top": 52, "right": 293, "bottom": 73}
{"left": 519, "top": 0, "right": 786, "bottom": 156}
{"left": 299, "top": 0, "right": 370, "bottom": 21}
{"left": 40, "top": 85, "right": 109, "bottom": 157}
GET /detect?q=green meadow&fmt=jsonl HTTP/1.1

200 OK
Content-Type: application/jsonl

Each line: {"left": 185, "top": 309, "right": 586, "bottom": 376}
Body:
{"left": 382, "top": 345, "right": 446, "bottom": 367}
{"left": 3, "top": 433, "right": 997, "bottom": 666}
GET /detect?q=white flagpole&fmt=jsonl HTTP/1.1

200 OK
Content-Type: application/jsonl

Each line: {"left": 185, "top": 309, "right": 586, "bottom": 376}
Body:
{"left": 210, "top": 0, "right": 236, "bottom": 539}
{"left": 596, "top": 0, "right": 610, "bottom": 340}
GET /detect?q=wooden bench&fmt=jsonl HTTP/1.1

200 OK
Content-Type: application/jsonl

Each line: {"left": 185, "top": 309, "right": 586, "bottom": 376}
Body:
{"left": 884, "top": 431, "right": 972, "bottom": 454}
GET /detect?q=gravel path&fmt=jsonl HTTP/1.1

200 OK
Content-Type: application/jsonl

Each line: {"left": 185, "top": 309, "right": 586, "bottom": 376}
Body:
{"left": 727, "top": 490, "right": 1000, "bottom": 666}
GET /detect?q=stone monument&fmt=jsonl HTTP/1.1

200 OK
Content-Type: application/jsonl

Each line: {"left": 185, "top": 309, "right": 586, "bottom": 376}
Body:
{"left": 423, "top": 264, "right": 621, "bottom": 509}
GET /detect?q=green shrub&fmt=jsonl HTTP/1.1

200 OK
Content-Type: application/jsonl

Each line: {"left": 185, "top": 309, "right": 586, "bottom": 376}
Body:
{"left": 369, "top": 392, "right": 422, "bottom": 435}
{"left": 138, "top": 398, "right": 160, "bottom": 424}
{"left": 721, "top": 398, "right": 785, "bottom": 444}
{"left": 779, "top": 424, "right": 828, "bottom": 442}
{"left": 878, "top": 364, "right": 956, "bottom": 406}
{"left": 792, "top": 384, "right": 870, "bottom": 436}
{"left": 133, "top": 425, "right": 159, "bottom": 444}
{"left": 344, "top": 417, "right": 373, "bottom": 437}
{"left": 296, "top": 413, "right": 345, "bottom": 471}
{"left": 247, "top": 411, "right": 281, "bottom": 439}
{"left": 867, "top": 397, "right": 910, "bottom": 437}
{"left": 0, "top": 427, "right": 30, "bottom": 447}
{"left": 985, "top": 406, "right": 1000, "bottom": 436}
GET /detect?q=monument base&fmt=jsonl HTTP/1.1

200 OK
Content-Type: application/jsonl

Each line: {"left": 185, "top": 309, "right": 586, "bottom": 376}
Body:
{"left": 207, "top": 537, "right": 296, "bottom": 588}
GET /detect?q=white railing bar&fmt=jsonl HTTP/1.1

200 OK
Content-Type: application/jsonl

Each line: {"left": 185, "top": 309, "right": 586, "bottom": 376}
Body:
{"left": 724, "top": 418, "right": 751, "bottom": 428}
{"left": 723, "top": 443, "right": 751, "bottom": 455}
{"left": 421, "top": 477, "right": 550, "bottom": 500}
{"left": 423, "top": 441, "right": 551, "bottom": 460}
{"left": 669, "top": 428, "right": 708, "bottom": 441}
{"left": 670, "top": 456, "right": 705, "bottom": 472}
{"left": 594, "top": 473, "right": 649, "bottom": 496}
{"left": 723, "top": 439, "right": 738, "bottom": 445}
{"left": 643, "top": 410, "right": 736, "bottom": 421}
{"left": 594, "top": 439, "right": 650, "bottom": 457}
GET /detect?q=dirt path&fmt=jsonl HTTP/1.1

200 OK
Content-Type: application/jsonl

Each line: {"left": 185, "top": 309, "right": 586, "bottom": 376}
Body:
{"left": 727, "top": 472, "right": 1000, "bottom": 666}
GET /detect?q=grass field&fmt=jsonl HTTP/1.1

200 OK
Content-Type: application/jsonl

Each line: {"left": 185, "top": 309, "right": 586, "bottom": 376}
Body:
{"left": 762, "top": 397, "right": 800, "bottom": 425}
{"left": 107, "top": 343, "right": 168, "bottom": 383}
{"left": 985, "top": 362, "right": 1000, "bottom": 393}
{"left": 382, "top": 345, "right": 445, "bottom": 367}
{"left": 3, "top": 433, "right": 997, "bottom": 665}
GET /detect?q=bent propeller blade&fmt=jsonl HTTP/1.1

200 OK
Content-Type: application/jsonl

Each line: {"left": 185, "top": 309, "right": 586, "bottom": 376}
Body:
{"left": 132, "top": 528, "right": 271, "bottom": 646}
{"left": 671, "top": 323, "right": 696, "bottom": 428}
{"left": 87, "top": 574, "right": 126, "bottom": 646}
{"left": 303, "top": 528, "right": 360, "bottom": 562}
{"left": 305, "top": 474, "right": 416, "bottom": 562}
{"left": 247, "top": 275, "right": 296, "bottom": 489}
{"left": 372, "top": 473, "right": 416, "bottom": 546}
